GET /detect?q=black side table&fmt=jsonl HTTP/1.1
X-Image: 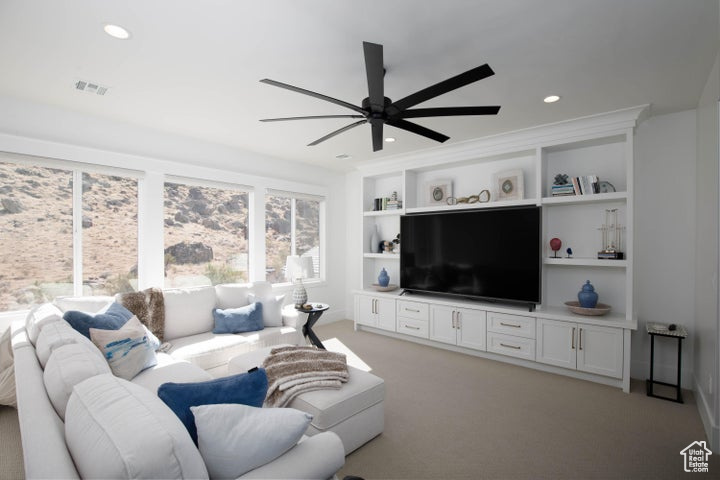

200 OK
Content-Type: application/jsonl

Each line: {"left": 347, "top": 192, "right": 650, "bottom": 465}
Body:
{"left": 646, "top": 323, "right": 687, "bottom": 403}
{"left": 297, "top": 303, "right": 329, "bottom": 349}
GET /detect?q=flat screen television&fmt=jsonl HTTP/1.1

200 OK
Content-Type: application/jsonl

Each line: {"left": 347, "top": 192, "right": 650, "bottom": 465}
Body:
{"left": 400, "top": 206, "right": 541, "bottom": 305}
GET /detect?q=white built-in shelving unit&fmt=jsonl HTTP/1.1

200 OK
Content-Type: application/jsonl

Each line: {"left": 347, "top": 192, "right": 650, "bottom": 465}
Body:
{"left": 354, "top": 106, "right": 647, "bottom": 392}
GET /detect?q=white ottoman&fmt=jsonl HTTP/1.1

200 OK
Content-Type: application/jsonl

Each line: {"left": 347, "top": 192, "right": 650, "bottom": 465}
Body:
{"left": 228, "top": 346, "right": 385, "bottom": 454}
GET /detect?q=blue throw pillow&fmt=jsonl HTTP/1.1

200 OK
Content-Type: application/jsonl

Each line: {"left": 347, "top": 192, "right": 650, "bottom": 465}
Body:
{"left": 157, "top": 368, "right": 269, "bottom": 445}
{"left": 63, "top": 302, "right": 134, "bottom": 339}
{"left": 212, "top": 302, "right": 264, "bottom": 334}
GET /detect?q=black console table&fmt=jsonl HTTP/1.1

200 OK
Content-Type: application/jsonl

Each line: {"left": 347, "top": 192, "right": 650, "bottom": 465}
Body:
{"left": 297, "top": 303, "right": 329, "bottom": 349}
{"left": 646, "top": 323, "right": 687, "bottom": 403}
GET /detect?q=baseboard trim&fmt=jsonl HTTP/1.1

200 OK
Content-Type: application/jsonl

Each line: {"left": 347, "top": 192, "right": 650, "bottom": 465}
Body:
{"left": 694, "top": 373, "right": 719, "bottom": 452}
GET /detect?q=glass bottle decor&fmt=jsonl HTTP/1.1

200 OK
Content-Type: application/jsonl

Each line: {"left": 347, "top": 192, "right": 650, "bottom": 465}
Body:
{"left": 370, "top": 225, "right": 380, "bottom": 254}
{"left": 577, "top": 280, "right": 598, "bottom": 308}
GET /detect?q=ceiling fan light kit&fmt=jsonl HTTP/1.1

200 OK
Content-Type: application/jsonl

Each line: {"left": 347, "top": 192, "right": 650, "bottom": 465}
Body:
{"left": 260, "top": 41, "right": 500, "bottom": 153}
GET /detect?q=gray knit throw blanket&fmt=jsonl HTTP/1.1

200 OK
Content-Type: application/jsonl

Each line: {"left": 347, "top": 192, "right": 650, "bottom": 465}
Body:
{"left": 262, "top": 346, "right": 348, "bottom": 408}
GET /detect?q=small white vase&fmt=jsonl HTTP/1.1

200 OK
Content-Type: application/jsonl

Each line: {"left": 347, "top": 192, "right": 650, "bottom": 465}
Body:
{"left": 292, "top": 278, "right": 308, "bottom": 307}
{"left": 370, "top": 225, "right": 380, "bottom": 253}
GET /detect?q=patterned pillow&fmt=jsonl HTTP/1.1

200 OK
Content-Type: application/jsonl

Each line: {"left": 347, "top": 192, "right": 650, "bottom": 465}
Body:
{"left": 90, "top": 316, "right": 157, "bottom": 380}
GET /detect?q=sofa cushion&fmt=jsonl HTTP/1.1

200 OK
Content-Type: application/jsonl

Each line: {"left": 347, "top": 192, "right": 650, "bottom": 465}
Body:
{"left": 168, "top": 327, "right": 299, "bottom": 371}
{"left": 157, "top": 368, "right": 268, "bottom": 445}
{"left": 212, "top": 303, "right": 264, "bottom": 334}
{"left": 43, "top": 343, "right": 111, "bottom": 420}
{"left": 163, "top": 286, "right": 216, "bottom": 341}
{"left": 191, "top": 403, "right": 312, "bottom": 478}
{"left": 36, "top": 320, "right": 97, "bottom": 369}
{"left": 54, "top": 295, "right": 115, "bottom": 314}
{"left": 215, "top": 283, "right": 251, "bottom": 309}
{"left": 131, "top": 353, "right": 212, "bottom": 393}
{"left": 65, "top": 374, "right": 209, "bottom": 479}
{"left": 90, "top": 316, "right": 158, "bottom": 380}
{"left": 248, "top": 294, "right": 285, "bottom": 327}
{"left": 25, "top": 303, "right": 63, "bottom": 346}
{"left": 63, "top": 302, "right": 134, "bottom": 339}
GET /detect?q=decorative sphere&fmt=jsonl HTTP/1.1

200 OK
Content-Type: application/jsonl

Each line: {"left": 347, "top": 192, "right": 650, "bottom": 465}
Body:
{"left": 549, "top": 238, "right": 562, "bottom": 252}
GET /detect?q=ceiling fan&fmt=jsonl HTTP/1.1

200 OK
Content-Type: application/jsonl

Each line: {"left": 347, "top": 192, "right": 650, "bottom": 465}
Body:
{"left": 259, "top": 41, "right": 500, "bottom": 152}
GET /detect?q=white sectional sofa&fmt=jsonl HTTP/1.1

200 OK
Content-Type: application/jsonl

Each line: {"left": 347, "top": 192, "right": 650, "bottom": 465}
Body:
{"left": 11, "top": 282, "right": 345, "bottom": 479}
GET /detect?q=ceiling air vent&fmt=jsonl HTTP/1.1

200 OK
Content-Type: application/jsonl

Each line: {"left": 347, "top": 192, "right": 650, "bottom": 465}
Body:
{"left": 75, "top": 80, "right": 109, "bottom": 96}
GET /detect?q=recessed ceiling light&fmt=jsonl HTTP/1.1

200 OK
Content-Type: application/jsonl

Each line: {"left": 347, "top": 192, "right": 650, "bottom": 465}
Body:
{"left": 385, "top": 137, "right": 396, "bottom": 143}
{"left": 335, "top": 154, "right": 352, "bottom": 160}
{"left": 543, "top": 95, "right": 561, "bottom": 103}
{"left": 104, "top": 24, "right": 131, "bottom": 40}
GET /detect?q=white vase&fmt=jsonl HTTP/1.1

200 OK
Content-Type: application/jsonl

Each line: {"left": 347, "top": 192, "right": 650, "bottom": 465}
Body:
{"left": 292, "top": 278, "right": 308, "bottom": 307}
{"left": 370, "top": 224, "right": 379, "bottom": 253}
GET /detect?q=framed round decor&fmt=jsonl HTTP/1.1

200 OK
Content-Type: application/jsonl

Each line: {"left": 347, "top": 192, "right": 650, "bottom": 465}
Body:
{"left": 493, "top": 169, "right": 524, "bottom": 201}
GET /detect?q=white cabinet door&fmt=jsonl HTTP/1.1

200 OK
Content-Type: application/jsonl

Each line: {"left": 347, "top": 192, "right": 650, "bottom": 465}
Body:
{"left": 456, "top": 308, "right": 487, "bottom": 351}
{"left": 536, "top": 318, "right": 576, "bottom": 370}
{"left": 355, "top": 295, "right": 376, "bottom": 327}
{"left": 376, "top": 297, "right": 397, "bottom": 332}
{"left": 430, "top": 305, "right": 457, "bottom": 345}
{"left": 577, "top": 324, "right": 623, "bottom": 378}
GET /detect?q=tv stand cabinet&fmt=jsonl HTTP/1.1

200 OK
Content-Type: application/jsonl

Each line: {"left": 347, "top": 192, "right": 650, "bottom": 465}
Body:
{"left": 353, "top": 106, "right": 645, "bottom": 392}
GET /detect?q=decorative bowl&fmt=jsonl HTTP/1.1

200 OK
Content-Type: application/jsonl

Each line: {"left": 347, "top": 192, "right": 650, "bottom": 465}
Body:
{"left": 372, "top": 283, "right": 399, "bottom": 292}
{"left": 564, "top": 301, "right": 611, "bottom": 316}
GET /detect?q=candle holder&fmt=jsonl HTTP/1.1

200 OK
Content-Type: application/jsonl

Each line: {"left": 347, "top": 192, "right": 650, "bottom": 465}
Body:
{"left": 597, "top": 208, "right": 625, "bottom": 259}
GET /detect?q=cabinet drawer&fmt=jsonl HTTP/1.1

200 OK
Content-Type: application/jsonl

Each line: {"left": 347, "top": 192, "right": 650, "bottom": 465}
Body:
{"left": 487, "top": 312, "right": 536, "bottom": 339}
{"left": 397, "top": 301, "right": 429, "bottom": 321}
{"left": 487, "top": 332, "right": 536, "bottom": 361}
{"left": 397, "top": 316, "right": 429, "bottom": 339}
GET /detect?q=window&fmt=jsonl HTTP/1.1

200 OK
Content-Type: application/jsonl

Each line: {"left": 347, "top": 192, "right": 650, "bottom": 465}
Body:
{"left": 0, "top": 158, "right": 139, "bottom": 311}
{"left": 265, "top": 191, "right": 322, "bottom": 284}
{"left": 163, "top": 181, "right": 249, "bottom": 287}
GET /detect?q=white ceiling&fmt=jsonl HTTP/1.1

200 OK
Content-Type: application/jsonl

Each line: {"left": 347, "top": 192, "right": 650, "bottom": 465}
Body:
{"left": 0, "top": 0, "right": 717, "bottom": 172}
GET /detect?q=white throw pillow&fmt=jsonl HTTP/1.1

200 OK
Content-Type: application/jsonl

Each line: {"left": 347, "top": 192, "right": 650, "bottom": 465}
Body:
{"left": 53, "top": 295, "right": 115, "bottom": 314}
{"left": 24, "top": 303, "right": 63, "bottom": 346}
{"left": 65, "top": 374, "right": 209, "bottom": 479}
{"left": 191, "top": 403, "right": 312, "bottom": 478}
{"left": 163, "top": 286, "right": 216, "bottom": 340}
{"left": 247, "top": 294, "right": 286, "bottom": 327}
{"left": 215, "top": 284, "right": 251, "bottom": 309}
{"left": 36, "top": 320, "right": 97, "bottom": 369}
{"left": 43, "top": 343, "right": 110, "bottom": 419}
{"left": 90, "top": 316, "right": 157, "bottom": 380}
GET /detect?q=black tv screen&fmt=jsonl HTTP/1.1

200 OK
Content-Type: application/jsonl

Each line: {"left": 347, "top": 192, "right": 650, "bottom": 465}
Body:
{"left": 400, "top": 206, "right": 541, "bottom": 305}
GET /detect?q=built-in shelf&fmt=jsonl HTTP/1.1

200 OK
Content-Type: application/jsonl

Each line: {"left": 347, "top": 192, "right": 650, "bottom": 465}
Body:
{"left": 363, "top": 209, "right": 404, "bottom": 217}
{"left": 405, "top": 198, "right": 538, "bottom": 214}
{"left": 364, "top": 253, "right": 400, "bottom": 259}
{"left": 544, "top": 257, "right": 627, "bottom": 268}
{"left": 541, "top": 191, "right": 627, "bottom": 206}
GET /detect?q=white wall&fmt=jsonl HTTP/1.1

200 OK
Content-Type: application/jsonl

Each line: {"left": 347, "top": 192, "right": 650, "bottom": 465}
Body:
{"left": 0, "top": 95, "right": 349, "bottom": 325}
{"left": 695, "top": 50, "right": 720, "bottom": 451}
{"left": 633, "top": 110, "right": 697, "bottom": 387}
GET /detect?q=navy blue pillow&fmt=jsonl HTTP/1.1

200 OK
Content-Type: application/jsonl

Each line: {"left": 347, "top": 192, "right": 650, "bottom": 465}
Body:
{"left": 63, "top": 302, "right": 134, "bottom": 339}
{"left": 212, "top": 302, "right": 264, "bottom": 334}
{"left": 157, "top": 368, "right": 269, "bottom": 445}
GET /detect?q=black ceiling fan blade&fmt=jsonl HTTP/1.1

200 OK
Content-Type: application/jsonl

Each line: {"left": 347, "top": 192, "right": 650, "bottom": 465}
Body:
{"left": 388, "top": 64, "right": 495, "bottom": 115}
{"left": 308, "top": 119, "right": 368, "bottom": 146}
{"left": 395, "top": 106, "right": 501, "bottom": 119}
{"left": 363, "top": 42, "right": 385, "bottom": 112}
{"left": 260, "top": 115, "right": 366, "bottom": 122}
{"left": 386, "top": 119, "right": 449, "bottom": 143}
{"left": 260, "top": 79, "right": 367, "bottom": 115}
{"left": 371, "top": 122, "right": 384, "bottom": 152}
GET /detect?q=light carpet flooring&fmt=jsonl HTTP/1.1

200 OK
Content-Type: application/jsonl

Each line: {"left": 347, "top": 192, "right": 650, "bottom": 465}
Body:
{"left": 315, "top": 320, "right": 716, "bottom": 480}
{"left": 0, "top": 320, "right": 714, "bottom": 479}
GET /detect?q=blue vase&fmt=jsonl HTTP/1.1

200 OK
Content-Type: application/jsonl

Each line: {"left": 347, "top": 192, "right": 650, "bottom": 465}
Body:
{"left": 378, "top": 268, "right": 390, "bottom": 287}
{"left": 577, "top": 280, "right": 599, "bottom": 308}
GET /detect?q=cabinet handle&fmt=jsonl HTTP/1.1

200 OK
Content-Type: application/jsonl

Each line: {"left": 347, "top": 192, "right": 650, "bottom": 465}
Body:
{"left": 579, "top": 328, "right": 583, "bottom": 351}
{"left": 374, "top": 299, "right": 378, "bottom": 314}
{"left": 405, "top": 308, "right": 420, "bottom": 313}
{"left": 571, "top": 327, "right": 576, "bottom": 350}
{"left": 500, "top": 343, "right": 521, "bottom": 350}
{"left": 451, "top": 311, "right": 456, "bottom": 329}
{"left": 500, "top": 322, "right": 521, "bottom": 328}
{"left": 456, "top": 311, "right": 461, "bottom": 329}
{"left": 405, "top": 325, "right": 420, "bottom": 330}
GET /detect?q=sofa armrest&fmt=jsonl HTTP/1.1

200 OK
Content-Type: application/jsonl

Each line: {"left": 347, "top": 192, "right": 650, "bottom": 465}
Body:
{"left": 281, "top": 305, "right": 301, "bottom": 328}
{"left": 238, "top": 432, "right": 344, "bottom": 479}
